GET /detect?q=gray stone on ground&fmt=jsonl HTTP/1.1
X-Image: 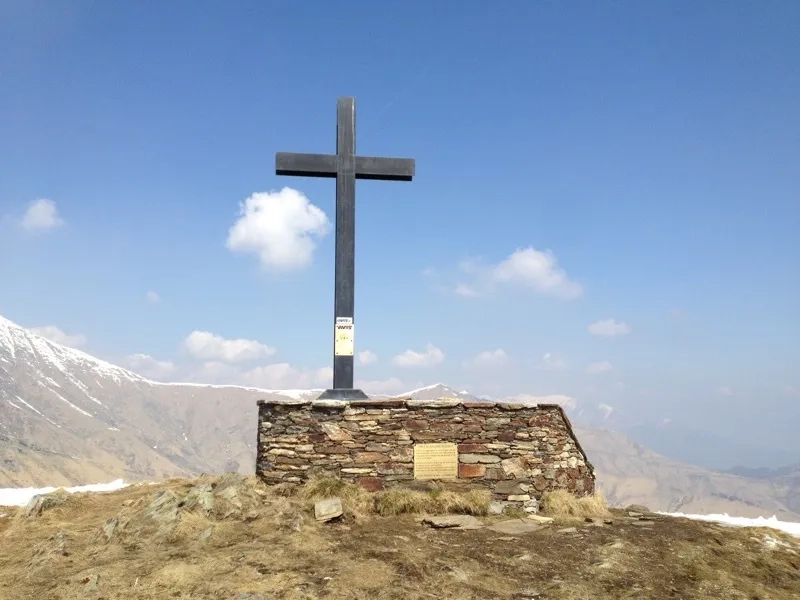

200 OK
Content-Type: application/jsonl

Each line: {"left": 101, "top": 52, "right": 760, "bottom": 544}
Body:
{"left": 144, "top": 490, "right": 180, "bottom": 524}
{"left": 102, "top": 518, "right": 118, "bottom": 540}
{"left": 24, "top": 490, "right": 70, "bottom": 517}
{"left": 523, "top": 497, "right": 540, "bottom": 513}
{"left": 183, "top": 483, "right": 214, "bottom": 514}
{"left": 625, "top": 504, "right": 650, "bottom": 513}
{"left": 83, "top": 574, "right": 99, "bottom": 591}
{"left": 488, "top": 501, "right": 506, "bottom": 515}
{"left": 422, "top": 515, "right": 483, "bottom": 529}
{"left": 314, "top": 498, "right": 343, "bottom": 522}
{"left": 486, "top": 519, "right": 543, "bottom": 535}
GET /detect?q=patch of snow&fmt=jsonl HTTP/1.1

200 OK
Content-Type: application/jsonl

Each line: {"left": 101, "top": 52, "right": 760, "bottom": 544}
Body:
{"left": 0, "top": 314, "right": 146, "bottom": 386}
{"left": 394, "top": 383, "right": 452, "bottom": 397}
{"left": 662, "top": 512, "right": 800, "bottom": 537}
{"left": 49, "top": 389, "right": 94, "bottom": 418}
{"left": 14, "top": 396, "right": 44, "bottom": 417}
{"left": 0, "top": 479, "right": 129, "bottom": 507}
{"left": 5, "top": 398, "right": 22, "bottom": 410}
{"left": 107, "top": 427, "right": 120, "bottom": 431}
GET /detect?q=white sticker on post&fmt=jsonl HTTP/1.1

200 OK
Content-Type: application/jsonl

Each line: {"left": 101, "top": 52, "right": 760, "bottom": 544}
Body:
{"left": 334, "top": 317, "right": 354, "bottom": 356}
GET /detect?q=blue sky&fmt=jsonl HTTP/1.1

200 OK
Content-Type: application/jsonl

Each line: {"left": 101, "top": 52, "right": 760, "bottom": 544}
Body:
{"left": 1, "top": 1, "right": 798, "bottom": 448}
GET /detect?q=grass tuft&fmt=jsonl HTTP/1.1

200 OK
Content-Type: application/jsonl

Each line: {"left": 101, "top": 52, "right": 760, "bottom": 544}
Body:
{"left": 540, "top": 489, "right": 610, "bottom": 519}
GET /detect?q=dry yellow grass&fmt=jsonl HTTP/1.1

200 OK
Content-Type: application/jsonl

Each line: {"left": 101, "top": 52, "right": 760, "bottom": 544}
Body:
{"left": 540, "top": 488, "right": 611, "bottom": 519}
{"left": 298, "top": 476, "right": 490, "bottom": 518}
{"left": 1, "top": 475, "right": 798, "bottom": 600}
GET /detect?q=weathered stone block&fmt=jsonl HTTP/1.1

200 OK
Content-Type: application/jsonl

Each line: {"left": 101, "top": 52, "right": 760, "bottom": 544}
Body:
{"left": 459, "top": 453, "right": 501, "bottom": 464}
{"left": 458, "top": 464, "right": 486, "bottom": 478}
{"left": 457, "top": 443, "right": 487, "bottom": 453}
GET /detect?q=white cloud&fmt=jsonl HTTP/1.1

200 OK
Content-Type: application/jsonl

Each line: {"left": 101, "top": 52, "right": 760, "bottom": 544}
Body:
{"left": 587, "top": 360, "right": 614, "bottom": 374}
{"left": 491, "top": 248, "right": 583, "bottom": 299}
{"left": 183, "top": 331, "right": 276, "bottom": 364}
{"left": 236, "top": 363, "right": 331, "bottom": 389}
{"left": 716, "top": 385, "right": 733, "bottom": 397}
{"left": 186, "top": 361, "right": 331, "bottom": 389}
{"left": 355, "top": 377, "right": 407, "bottom": 395}
{"left": 126, "top": 353, "right": 175, "bottom": 380}
{"left": 454, "top": 283, "right": 479, "bottom": 297}
{"left": 781, "top": 385, "right": 799, "bottom": 397}
{"left": 21, "top": 199, "right": 64, "bottom": 231}
{"left": 445, "top": 247, "right": 582, "bottom": 299}
{"left": 467, "top": 349, "right": 508, "bottom": 368}
{"left": 145, "top": 291, "right": 161, "bottom": 304}
{"left": 358, "top": 350, "right": 378, "bottom": 366}
{"left": 392, "top": 344, "right": 445, "bottom": 368}
{"left": 30, "top": 325, "right": 86, "bottom": 348}
{"left": 226, "top": 188, "right": 330, "bottom": 271}
{"left": 588, "top": 318, "right": 631, "bottom": 337}
{"left": 537, "top": 352, "right": 565, "bottom": 370}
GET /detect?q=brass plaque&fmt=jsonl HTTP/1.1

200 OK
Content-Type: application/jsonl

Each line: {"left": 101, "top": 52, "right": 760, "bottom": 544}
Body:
{"left": 413, "top": 443, "right": 458, "bottom": 480}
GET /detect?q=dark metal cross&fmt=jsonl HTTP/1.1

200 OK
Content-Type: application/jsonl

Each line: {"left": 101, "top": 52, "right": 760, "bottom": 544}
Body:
{"left": 275, "top": 97, "right": 415, "bottom": 401}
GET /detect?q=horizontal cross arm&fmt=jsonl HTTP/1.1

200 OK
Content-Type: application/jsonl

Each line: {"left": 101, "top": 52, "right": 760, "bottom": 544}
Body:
{"left": 275, "top": 152, "right": 337, "bottom": 178}
{"left": 355, "top": 156, "right": 415, "bottom": 181}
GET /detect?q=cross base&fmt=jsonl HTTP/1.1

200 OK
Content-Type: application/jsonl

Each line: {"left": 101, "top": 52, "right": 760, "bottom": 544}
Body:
{"left": 316, "top": 388, "right": 369, "bottom": 401}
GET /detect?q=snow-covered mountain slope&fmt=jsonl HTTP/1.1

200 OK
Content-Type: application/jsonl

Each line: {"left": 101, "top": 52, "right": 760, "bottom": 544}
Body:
{"left": 0, "top": 315, "right": 304, "bottom": 486}
{"left": 389, "top": 383, "right": 481, "bottom": 402}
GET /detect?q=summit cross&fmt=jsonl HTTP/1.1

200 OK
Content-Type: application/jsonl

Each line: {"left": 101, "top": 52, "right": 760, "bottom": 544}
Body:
{"left": 275, "top": 97, "right": 415, "bottom": 401}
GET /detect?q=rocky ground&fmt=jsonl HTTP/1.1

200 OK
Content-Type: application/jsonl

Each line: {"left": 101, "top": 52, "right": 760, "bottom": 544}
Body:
{"left": 1, "top": 475, "right": 798, "bottom": 600}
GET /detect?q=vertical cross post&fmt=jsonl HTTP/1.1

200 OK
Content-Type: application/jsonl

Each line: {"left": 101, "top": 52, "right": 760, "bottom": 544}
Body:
{"left": 275, "top": 97, "right": 415, "bottom": 401}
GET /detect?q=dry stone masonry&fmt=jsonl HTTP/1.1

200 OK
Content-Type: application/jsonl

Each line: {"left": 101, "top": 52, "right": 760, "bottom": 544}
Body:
{"left": 256, "top": 398, "right": 595, "bottom": 507}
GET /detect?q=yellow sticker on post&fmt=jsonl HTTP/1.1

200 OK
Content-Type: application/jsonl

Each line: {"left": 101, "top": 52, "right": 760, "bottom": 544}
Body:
{"left": 334, "top": 317, "right": 354, "bottom": 356}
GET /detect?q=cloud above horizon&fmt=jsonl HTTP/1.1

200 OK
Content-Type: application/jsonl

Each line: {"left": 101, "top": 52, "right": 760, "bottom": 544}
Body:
{"left": 20, "top": 199, "right": 63, "bottom": 231}
{"left": 30, "top": 325, "right": 86, "bottom": 348}
{"left": 358, "top": 350, "right": 378, "bottom": 365}
{"left": 587, "top": 360, "right": 614, "bottom": 374}
{"left": 226, "top": 188, "right": 330, "bottom": 271}
{"left": 453, "top": 247, "right": 583, "bottom": 299}
{"left": 125, "top": 353, "right": 176, "bottom": 379}
{"left": 392, "top": 344, "right": 445, "bottom": 367}
{"left": 466, "top": 348, "right": 508, "bottom": 368}
{"left": 588, "top": 318, "right": 631, "bottom": 337}
{"left": 183, "top": 330, "right": 276, "bottom": 364}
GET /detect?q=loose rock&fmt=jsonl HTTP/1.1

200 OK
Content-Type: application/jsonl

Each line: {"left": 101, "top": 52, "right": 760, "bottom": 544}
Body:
{"left": 526, "top": 514, "right": 554, "bottom": 524}
{"left": 486, "top": 520, "right": 542, "bottom": 535}
{"left": 422, "top": 515, "right": 483, "bottom": 530}
{"left": 314, "top": 498, "right": 343, "bottom": 522}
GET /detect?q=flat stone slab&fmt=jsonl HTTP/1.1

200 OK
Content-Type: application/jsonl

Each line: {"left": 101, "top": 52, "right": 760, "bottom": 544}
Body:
{"left": 314, "top": 498, "right": 343, "bottom": 522}
{"left": 422, "top": 515, "right": 484, "bottom": 530}
{"left": 526, "top": 514, "right": 554, "bottom": 524}
{"left": 407, "top": 398, "right": 463, "bottom": 408}
{"left": 311, "top": 399, "right": 349, "bottom": 409}
{"left": 486, "top": 519, "right": 543, "bottom": 535}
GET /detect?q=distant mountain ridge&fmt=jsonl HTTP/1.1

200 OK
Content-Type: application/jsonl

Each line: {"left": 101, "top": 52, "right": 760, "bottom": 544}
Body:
{"left": 1, "top": 314, "right": 798, "bottom": 520}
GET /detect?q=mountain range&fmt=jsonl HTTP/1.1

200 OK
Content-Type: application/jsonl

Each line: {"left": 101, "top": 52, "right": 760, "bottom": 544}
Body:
{"left": 1, "top": 314, "right": 798, "bottom": 519}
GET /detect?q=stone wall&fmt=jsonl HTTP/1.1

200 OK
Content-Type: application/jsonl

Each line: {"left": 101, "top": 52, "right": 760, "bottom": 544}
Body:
{"left": 256, "top": 398, "right": 595, "bottom": 505}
